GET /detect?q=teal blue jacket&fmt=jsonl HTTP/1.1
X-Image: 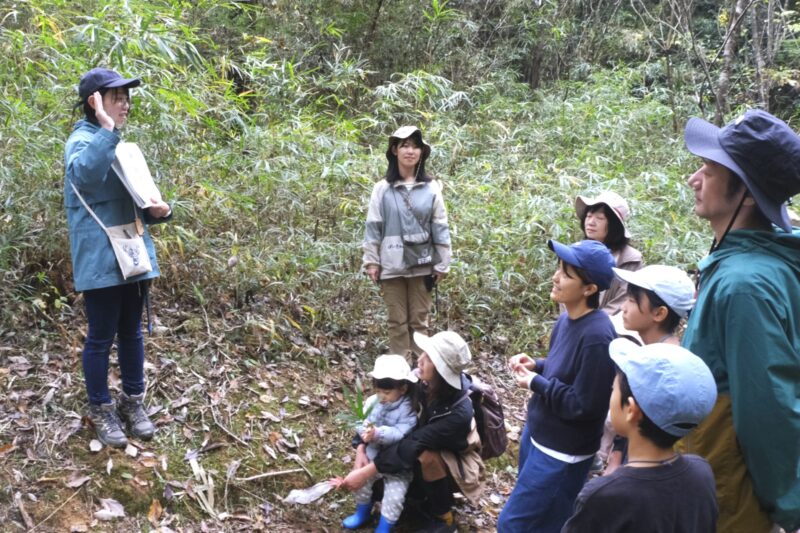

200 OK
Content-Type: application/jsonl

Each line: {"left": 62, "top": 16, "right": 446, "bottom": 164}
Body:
{"left": 683, "top": 229, "right": 800, "bottom": 529}
{"left": 64, "top": 120, "right": 169, "bottom": 292}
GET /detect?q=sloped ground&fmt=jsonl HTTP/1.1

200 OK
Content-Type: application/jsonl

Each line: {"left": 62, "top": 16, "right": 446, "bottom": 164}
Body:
{"left": 0, "top": 292, "right": 534, "bottom": 532}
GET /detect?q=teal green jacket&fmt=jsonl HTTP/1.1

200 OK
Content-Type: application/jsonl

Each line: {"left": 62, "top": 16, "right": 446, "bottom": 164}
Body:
{"left": 64, "top": 120, "right": 169, "bottom": 292}
{"left": 683, "top": 229, "right": 800, "bottom": 529}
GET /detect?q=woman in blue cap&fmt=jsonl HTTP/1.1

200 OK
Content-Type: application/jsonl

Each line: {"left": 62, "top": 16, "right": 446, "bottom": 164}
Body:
{"left": 497, "top": 239, "right": 617, "bottom": 533}
{"left": 64, "top": 68, "right": 172, "bottom": 448}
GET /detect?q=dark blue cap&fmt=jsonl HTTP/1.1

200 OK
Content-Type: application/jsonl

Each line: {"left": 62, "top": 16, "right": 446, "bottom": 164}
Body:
{"left": 685, "top": 110, "right": 800, "bottom": 232}
{"left": 78, "top": 68, "right": 141, "bottom": 101}
{"left": 548, "top": 239, "right": 616, "bottom": 290}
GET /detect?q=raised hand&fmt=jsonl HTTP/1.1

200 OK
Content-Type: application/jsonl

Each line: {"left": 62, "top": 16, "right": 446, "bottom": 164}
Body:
{"left": 88, "top": 91, "right": 115, "bottom": 131}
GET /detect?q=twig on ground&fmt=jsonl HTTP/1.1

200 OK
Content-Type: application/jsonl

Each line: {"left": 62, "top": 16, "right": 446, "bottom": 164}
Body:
{"left": 29, "top": 487, "right": 82, "bottom": 532}
{"left": 288, "top": 454, "right": 314, "bottom": 480}
{"left": 285, "top": 406, "right": 321, "bottom": 420}
{"left": 211, "top": 407, "right": 249, "bottom": 446}
{"left": 236, "top": 468, "right": 305, "bottom": 482}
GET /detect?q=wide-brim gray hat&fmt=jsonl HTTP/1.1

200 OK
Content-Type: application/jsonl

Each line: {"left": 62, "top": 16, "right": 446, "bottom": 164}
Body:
{"left": 414, "top": 331, "right": 470, "bottom": 389}
{"left": 386, "top": 126, "right": 432, "bottom": 162}
{"left": 685, "top": 110, "right": 800, "bottom": 232}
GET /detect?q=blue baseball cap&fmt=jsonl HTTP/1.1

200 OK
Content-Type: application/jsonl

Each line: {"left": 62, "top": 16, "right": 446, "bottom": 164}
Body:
{"left": 548, "top": 239, "right": 616, "bottom": 290}
{"left": 78, "top": 68, "right": 141, "bottom": 101}
{"left": 609, "top": 339, "right": 717, "bottom": 437}
{"left": 685, "top": 109, "right": 800, "bottom": 232}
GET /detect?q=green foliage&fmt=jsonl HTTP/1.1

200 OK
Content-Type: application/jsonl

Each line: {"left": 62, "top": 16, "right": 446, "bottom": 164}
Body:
{"left": 338, "top": 377, "right": 375, "bottom": 429}
{"left": 0, "top": 0, "right": 716, "bottom": 355}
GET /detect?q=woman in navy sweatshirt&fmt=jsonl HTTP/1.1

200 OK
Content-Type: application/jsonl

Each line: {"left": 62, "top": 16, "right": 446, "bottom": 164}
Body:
{"left": 497, "top": 239, "right": 617, "bottom": 533}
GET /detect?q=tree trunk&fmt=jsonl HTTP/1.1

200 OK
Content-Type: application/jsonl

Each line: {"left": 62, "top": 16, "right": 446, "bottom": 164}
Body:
{"left": 363, "top": 0, "right": 385, "bottom": 54}
{"left": 751, "top": 3, "right": 769, "bottom": 109}
{"left": 716, "top": 0, "right": 748, "bottom": 125}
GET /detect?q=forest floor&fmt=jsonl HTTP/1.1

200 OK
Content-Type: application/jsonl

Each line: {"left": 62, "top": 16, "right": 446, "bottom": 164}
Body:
{"left": 0, "top": 296, "right": 532, "bottom": 532}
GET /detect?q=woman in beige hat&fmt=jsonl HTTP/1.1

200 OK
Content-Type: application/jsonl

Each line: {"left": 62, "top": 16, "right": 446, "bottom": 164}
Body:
{"left": 574, "top": 191, "right": 643, "bottom": 314}
{"left": 362, "top": 127, "right": 452, "bottom": 360}
{"left": 336, "top": 331, "right": 483, "bottom": 532}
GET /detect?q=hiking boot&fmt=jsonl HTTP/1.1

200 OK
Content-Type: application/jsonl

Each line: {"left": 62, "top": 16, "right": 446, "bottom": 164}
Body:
{"left": 416, "top": 511, "right": 457, "bottom": 533}
{"left": 88, "top": 402, "right": 128, "bottom": 448}
{"left": 117, "top": 392, "right": 155, "bottom": 440}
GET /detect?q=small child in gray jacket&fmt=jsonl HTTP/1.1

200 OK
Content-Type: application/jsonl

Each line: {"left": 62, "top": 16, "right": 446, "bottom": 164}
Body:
{"left": 338, "top": 354, "right": 418, "bottom": 533}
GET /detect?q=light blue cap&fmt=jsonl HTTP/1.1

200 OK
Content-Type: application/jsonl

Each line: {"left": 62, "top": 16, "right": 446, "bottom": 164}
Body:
{"left": 613, "top": 265, "right": 696, "bottom": 318}
{"left": 609, "top": 338, "right": 717, "bottom": 437}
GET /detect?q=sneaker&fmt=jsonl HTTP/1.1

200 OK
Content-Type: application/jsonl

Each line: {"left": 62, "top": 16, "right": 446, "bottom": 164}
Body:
{"left": 117, "top": 392, "right": 155, "bottom": 440}
{"left": 88, "top": 402, "right": 128, "bottom": 448}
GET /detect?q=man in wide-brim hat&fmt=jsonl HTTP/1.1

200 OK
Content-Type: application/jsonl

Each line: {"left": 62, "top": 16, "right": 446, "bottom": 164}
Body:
{"left": 680, "top": 109, "right": 800, "bottom": 533}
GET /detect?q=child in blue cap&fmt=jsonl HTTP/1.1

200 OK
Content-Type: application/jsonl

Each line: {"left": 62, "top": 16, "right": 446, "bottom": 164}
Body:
{"left": 562, "top": 339, "right": 718, "bottom": 532}
{"left": 601, "top": 265, "right": 696, "bottom": 475}
{"left": 497, "top": 240, "right": 617, "bottom": 533}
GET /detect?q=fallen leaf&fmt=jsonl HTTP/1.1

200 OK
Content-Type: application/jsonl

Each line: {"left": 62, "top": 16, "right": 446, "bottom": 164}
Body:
{"left": 139, "top": 456, "right": 158, "bottom": 468}
{"left": 14, "top": 492, "right": 33, "bottom": 529}
{"left": 66, "top": 475, "right": 92, "bottom": 488}
{"left": 263, "top": 444, "right": 277, "bottom": 460}
{"left": 283, "top": 481, "right": 334, "bottom": 505}
{"left": 0, "top": 443, "right": 17, "bottom": 456}
{"left": 170, "top": 397, "right": 191, "bottom": 409}
{"left": 94, "top": 498, "right": 125, "bottom": 521}
{"left": 70, "top": 524, "right": 88, "bottom": 532}
{"left": 226, "top": 460, "right": 241, "bottom": 481}
{"left": 147, "top": 499, "right": 163, "bottom": 526}
{"left": 260, "top": 411, "right": 281, "bottom": 423}
{"left": 106, "top": 458, "right": 113, "bottom": 475}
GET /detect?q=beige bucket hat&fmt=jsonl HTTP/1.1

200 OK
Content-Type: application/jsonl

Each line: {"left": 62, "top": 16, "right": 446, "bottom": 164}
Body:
{"left": 413, "top": 331, "right": 471, "bottom": 389}
{"left": 386, "top": 125, "right": 432, "bottom": 162}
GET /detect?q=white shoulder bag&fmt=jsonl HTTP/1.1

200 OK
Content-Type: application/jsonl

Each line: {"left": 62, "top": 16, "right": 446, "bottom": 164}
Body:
{"left": 69, "top": 182, "right": 153, "bottom": 280}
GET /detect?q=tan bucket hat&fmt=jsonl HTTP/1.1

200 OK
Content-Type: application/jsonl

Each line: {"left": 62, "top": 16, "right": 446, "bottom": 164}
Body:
{"left": 413, "top": 331, "right": 471, "bottom": 389}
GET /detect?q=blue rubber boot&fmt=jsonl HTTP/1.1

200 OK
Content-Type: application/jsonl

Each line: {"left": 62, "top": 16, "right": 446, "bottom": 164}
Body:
{"left": 374, "top": 514, "right": 396, "bottom": 533}
{"left": 342, "top": 503, "right": 373, "bottom": 529}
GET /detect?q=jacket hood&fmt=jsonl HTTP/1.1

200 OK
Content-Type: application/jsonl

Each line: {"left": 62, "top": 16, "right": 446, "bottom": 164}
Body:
{"left": 700, "top": 228, "right": 800, "bottom": 273}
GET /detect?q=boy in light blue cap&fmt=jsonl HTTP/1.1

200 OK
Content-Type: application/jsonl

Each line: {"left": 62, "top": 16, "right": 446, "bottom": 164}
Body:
{"left": 600, "top": 265, "right": 696, "bottom": 476}
{"left": 614, "top": 265, "right": 695, "bottom": 346}
{"left": 563, "top": 339, "right": 718, "bottom": 532}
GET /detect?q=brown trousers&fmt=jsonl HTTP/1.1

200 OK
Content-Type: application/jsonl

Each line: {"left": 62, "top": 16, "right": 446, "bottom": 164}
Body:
{"left": 381, "top": 276, "right": 431, "bottom": 359}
